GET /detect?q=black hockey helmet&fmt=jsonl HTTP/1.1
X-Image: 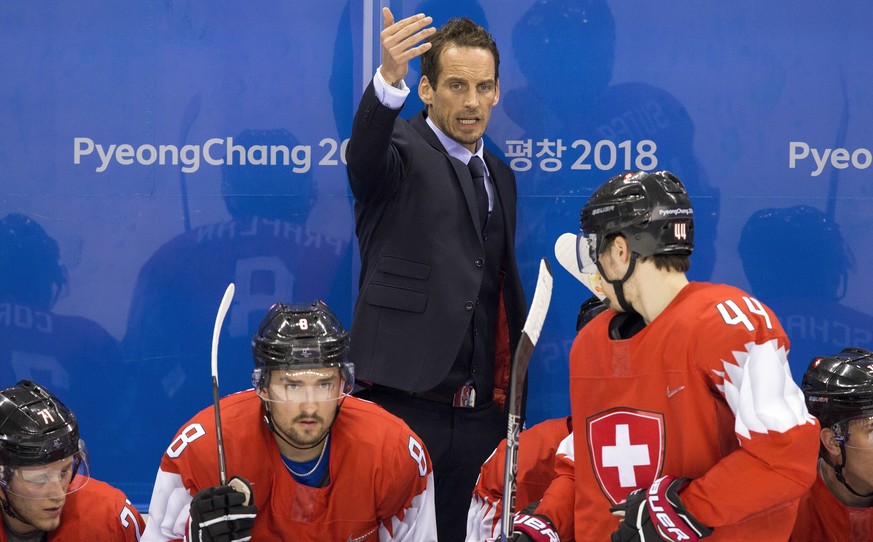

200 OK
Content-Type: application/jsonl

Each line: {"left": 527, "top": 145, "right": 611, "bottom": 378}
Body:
{"left": 802, "top": 347, "right": 873, "bottom": 430}
{"left": 251, "top": 300, "right": 354, "bottom": 399}
{"left": 579, "top": 170, "right": 694, "bottom": 264}
{"left": 0, "top": 381, "right": 81, "bottom": 468}
{"left": 0, "top": 381, "right": 90, "bottom": 498}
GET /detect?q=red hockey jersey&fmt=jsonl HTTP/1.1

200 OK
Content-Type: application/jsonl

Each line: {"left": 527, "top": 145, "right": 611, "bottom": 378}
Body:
{"left": 791, "top": 465, "right": 873, "bottom": 541}
{"left": 141, "top": 391, "right": 436, "bottom": 542}
{"left": 537, "top": 282, "right": 820, "bottom": 541}
{"left": 466, "top": 417, "right": 572, "bottom": 542}
{"left": 0, "top": 478, "right": 145, "bottom": 542}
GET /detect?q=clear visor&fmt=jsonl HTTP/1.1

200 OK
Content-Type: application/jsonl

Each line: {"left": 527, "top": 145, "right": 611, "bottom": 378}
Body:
{"left": 577, "top": 232, "right": 601, "bottom": 271}
{"left": 578, "top": 231, "right": 600, "bottom": 267}
{"left": 575, "top": 233, "right": 606, "bottom": 300}
{"left": 1, "top": 448, "right": 90, "bottom": 499}
{"left": 837, "top": 415, "right": 873, "bottom": 450}
{"left": 554, "top": 232, "right": 605, "bottom": 301}
{"left": 255, "top": 366, "right": 353, "bottom": 403}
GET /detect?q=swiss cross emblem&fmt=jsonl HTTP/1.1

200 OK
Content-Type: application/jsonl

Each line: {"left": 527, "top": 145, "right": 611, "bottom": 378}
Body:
{"left": 587, "top": 407, "right": 665, "bottom": 505}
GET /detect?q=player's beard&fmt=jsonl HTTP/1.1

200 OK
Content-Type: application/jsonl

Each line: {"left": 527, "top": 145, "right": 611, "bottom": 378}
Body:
{"left": 284, "top": 412, "right": 329, "bottom": 448}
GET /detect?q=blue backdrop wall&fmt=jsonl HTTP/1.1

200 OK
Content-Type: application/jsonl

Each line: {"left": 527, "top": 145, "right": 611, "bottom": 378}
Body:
{"left": 2, "top": 0, "right": 871, "bottom": 508}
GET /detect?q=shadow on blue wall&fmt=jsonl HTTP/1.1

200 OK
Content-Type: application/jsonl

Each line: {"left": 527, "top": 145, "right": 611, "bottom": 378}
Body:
{"left": 739, "top": 205, "right": 873, "bottom": 382}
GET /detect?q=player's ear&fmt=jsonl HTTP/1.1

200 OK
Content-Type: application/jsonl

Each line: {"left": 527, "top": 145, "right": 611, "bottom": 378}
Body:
{"left": 820, "top": 427, "right": 841, "bottom": 457}
{"left": 612, "top": 235, "right": 630, "bottom": 264}
{"left": 419, "top": 76, "right": 433, "bottom": 106}
{"left": 492, "top": 79, "right": 500, "bottom": 106}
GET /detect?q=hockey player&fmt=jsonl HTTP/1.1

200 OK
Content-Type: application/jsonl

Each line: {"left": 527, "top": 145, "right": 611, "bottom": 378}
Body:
{"left": 141, "top": 300, "right": 437, "bottom": 542}
{"left": 0, "top": 213, "right": 129, "bottom": 486}
{"left": 0, "top": 380, "right": 145, "bottom": 541}
{"left": 793, "top": 347, "right": 873, "bottom": 541}
{"left": 123, "top": 129, "right": 353, "bottom": 498}
{"left": 466, "top": 416, "right": 571, "bottom": 542}
{"left": 511, "top": 171, "right": 820, "bottom": 541}
{"left": 466, "top": 297, "right": 604, "bottom": 542}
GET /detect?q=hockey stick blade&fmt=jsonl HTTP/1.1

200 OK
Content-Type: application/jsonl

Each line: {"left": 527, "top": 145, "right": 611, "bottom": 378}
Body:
{"left": 554, "top": 232, "right": 605, "bottom": 300}
{"left": 521, "top": 259, "right": 553, "bottom": 347}
{"left": 212, "top": 283, "right": 235, "bottom": 485}
{"left": 501, "top": 258, "right": 553, "bottom": 539}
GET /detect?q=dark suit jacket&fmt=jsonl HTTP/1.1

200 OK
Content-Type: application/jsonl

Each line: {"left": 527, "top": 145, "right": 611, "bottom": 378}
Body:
{"left": 346, "top": 81, "right": 527, "bottom": 400}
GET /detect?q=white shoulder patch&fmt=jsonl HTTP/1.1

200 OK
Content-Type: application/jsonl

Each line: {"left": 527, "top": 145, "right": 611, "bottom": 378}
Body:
{"left": 716, "top": 339, "right": 816, "bottom": 439}
{"left": 555, "top": 431, "right": 575, "bottom": 462}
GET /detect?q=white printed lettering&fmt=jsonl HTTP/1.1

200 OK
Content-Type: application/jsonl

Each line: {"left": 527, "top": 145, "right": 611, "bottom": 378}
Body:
{"left": 95, "top": 143, "right": 117, "bottom": 173}
{"left": 116, "top": 144, "right": 135, "bottom": 165}
{"left": 810, "top": 147, "right": 831, "bottom": 177}
{"left": 789, "top": 141, "right": 873, "bottom": 177}
{"left": 204, "top": 137, "right": 225, "bottom": 165}
{"left": 73, "top": 136, "right": 321, "bottom": 173}
{"left": 73, "top": 137, "right": 94, "bottom": 163}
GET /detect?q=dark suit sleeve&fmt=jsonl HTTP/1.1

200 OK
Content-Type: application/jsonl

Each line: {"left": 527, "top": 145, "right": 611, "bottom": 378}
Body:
{"left": 346, "top": 80, "right": 406, "bottom": 205}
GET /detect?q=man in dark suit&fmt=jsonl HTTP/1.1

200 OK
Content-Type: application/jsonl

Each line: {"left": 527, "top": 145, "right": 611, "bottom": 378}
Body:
{"left": 346, "top": 8, "right": 526, "bottom": 541}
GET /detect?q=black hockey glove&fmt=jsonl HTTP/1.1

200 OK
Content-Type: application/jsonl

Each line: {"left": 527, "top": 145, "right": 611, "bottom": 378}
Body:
{"left": 508, "top": 513, "right": 560, "bottom": 542}
{"left": 189, "top": 476, "right": 257, "bottom": 542}
{"left": 610, "top": 476, "right": 712, "bottom": 542}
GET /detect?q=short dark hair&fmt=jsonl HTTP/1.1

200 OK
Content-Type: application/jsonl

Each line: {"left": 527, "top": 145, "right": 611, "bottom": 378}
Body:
{"left": 644, "top": 254, "right": 691, "bottom": 273}
{"left": 420, "top": 17, "right": 499, "bottom": 88}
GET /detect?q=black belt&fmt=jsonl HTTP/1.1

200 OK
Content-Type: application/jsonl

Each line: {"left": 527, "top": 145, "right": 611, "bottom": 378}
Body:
{"left": 371, "top": 383, "right": 484, "bottom": 408}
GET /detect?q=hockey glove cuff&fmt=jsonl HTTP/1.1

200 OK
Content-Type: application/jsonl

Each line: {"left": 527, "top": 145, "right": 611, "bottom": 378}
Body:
{"left": 610, "top": 475, "right": 712, "bottom": 542}
{"left": 188, "top": 476, "right": 257, "bottom": 542}
{"left": 509, "top": 513, "right": 560, "bottom": 542}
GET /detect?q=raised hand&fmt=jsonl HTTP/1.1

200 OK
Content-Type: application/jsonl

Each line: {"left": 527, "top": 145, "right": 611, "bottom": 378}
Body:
{"left": 378, "top": 7, "right": 435, "bottom": 85}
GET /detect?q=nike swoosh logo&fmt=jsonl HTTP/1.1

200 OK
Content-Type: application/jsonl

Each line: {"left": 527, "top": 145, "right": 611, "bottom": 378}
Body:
{"left": 666, "top": 385, "right": 686, "bottom": 398}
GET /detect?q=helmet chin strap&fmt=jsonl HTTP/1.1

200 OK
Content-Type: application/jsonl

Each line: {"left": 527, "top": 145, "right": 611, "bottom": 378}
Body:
{"left": 823, "top": 443, "right": 873, "bottom": 498}
{"left": 596, "top": 253, "right": 639, "bottom": 314}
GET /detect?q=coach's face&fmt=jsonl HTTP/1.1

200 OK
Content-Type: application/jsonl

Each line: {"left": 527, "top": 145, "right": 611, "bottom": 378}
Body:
{"left": 419, "top": 45, "right": 499, "bottom": 153}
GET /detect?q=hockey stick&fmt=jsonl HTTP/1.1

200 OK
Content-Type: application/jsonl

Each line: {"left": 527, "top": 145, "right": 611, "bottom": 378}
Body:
{"left": 211, "top": 283, "right": 235, "bottom": 485}
{"left": 501, "top": 258, "right": 553, "bottom": 540}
